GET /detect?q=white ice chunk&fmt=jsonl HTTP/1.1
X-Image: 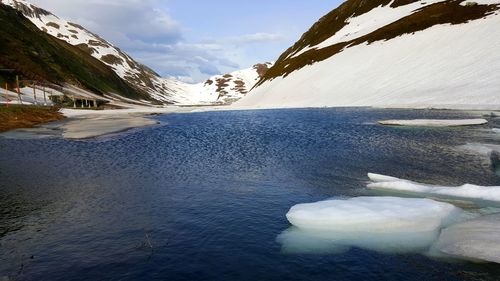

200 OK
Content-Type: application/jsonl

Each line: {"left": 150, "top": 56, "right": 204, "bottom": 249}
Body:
{"left": 493, "top": 128, "right": 500, "bottom": 133}
{"left": 281, "top": 197, "right": 461, "bottom": 255}
{"left": 378, "top": 119, "right": 488, "bottom": 127}
{"left": 433, "top": 214, "right": 500, "bottom": 264}
{"left": 367, "top": 173, "right": 401, "bottom": 183}
{"left": 286, "top": 197, "right": 460, "bottom": 232}
{"left": 367, "top": 173, "right": 500, "bottom": 202}
{"left": 459, "top": 143, "right": 500, "bottom": 157}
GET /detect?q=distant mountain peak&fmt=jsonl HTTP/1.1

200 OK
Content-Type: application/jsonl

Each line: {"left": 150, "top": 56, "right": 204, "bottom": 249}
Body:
{"left": 1, "top": 0, "right": 275, "bottom": 105}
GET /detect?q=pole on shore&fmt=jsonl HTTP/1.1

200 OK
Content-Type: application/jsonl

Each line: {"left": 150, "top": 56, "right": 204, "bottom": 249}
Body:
{"left": 16, "top": 75, "right": 22, "bottom": 105}
{"left": 4, "top": 83, "right": 8, "bottom": 109}
{"left": 33, "top": 82, "right": 37, "bottom": 105}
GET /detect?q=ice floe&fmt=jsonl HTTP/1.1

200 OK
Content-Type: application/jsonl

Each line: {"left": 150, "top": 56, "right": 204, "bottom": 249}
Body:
{"left": 286, "top": 197, "right": 460, "bottom": 232}
{"left": 281, "top": 173, "right": 500, "bottom": 262}
{"left": 432, "top": 214, "right": 500, "bottom": 263}
{"left": 378, "top": 119, "right": 488, "bottom": 127}
{"left": 367, "top": 173, "right": 500, "bottom": 203}
{"left": 280, "top": 197, "right": 461, "bottom": 254}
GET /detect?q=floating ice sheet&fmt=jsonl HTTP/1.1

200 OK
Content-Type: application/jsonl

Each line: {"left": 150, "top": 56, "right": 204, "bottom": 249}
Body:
{"left": 433, "top": 214, "right": 500, "bottom": 263}
{"left": 378, "top": 119, "right": 488, "bottom": 127}
{"left": 286, "top": 197, "right": 460, "bottom": 232}
{"left": 367, "top": 173, "right": 500, "bottom": 203}
{"left": 281, "top": 197, "right": 461, "bottom": 255}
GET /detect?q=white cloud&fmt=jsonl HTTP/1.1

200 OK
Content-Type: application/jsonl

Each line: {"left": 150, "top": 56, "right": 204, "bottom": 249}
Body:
{"left": 30, "top": 0, "right": 182, "bottom": 46}
{"left": 28, "top": 0, "right": 285, "bottom": 82}
{"left": 227, "top": 32, "right": 285, "bottom": 45}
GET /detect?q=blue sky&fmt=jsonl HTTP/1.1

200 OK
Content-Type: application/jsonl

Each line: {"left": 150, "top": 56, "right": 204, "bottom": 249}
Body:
{"left": 30, "top": 0, "right": 342, "bottom": 82}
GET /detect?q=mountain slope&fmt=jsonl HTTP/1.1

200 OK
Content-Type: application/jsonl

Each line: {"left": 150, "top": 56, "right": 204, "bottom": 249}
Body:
{"left": 2, "top": 0, "right": 270, "bottom": 106}
{"left": 1, "top": 0, "right": 191, "bottom": 104}
{"left": 182, "top": 63, "right": 273, "bottom": 105}
{"left": 0, "top": 3, "right": 147, "bottom": 100}
{"left": 237, "top": 0, "right": 500, "bottom": 110}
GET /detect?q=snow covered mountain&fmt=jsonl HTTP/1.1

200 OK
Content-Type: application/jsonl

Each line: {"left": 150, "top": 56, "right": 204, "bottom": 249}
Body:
{"left": 0, "top": 0, "right": 192, "bottom": 104}
{"left": 0, "top": 3, "right": 153, "bottom": 104}
{"left": 2, "top": 0, "right": 271, "bottom": 106}
{"left": 185, "top": 63, "right": 273, "bottom": 105}
{"left": 237, "top": 0, "right": 500, "bottom": 110}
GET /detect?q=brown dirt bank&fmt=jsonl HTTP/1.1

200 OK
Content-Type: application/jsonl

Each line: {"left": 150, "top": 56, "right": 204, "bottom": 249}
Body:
{"left": 0, "top": 105, "right": 64, "bottom": 132}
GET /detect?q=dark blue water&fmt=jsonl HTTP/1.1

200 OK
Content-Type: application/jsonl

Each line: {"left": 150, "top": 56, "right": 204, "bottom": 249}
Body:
{"left": 1, "top": 108, "right": 499, "bottom": 281}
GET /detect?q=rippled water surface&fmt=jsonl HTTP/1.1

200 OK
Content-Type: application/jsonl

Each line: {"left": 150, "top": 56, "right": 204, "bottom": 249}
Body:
{"left": 1, "top": 108, "right": 499, "bottom": 280}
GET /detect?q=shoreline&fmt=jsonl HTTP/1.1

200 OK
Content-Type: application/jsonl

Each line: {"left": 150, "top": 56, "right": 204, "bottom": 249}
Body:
{"left": 0, "top": 106, "right": 198, "bottom": 140}
{"left": 1, "top": 105, "right": 498, "bottom": 140}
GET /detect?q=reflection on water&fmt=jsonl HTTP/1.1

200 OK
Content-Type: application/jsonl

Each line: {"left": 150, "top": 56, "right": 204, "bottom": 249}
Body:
{"left": 1, "top": 108, "right": 499, "bottom": 281}
{"left": 277, "top": 227, "right": 440, "bottom": 255}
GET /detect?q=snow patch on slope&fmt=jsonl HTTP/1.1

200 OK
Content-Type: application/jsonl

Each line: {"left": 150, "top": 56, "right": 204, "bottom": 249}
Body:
{"left": 291, "top": 0, "right": 445, "bottom": 58}
{"left": 237, "top": 1, "right": 500, "bottom": 110}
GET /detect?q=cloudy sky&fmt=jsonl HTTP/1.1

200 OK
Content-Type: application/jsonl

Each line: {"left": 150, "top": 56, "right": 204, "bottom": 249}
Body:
{"left": 30, "top": 0, "right": 341, "bottom": 82}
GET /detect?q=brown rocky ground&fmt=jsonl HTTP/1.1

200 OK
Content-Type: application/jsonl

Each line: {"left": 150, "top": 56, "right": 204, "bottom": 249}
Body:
{"left": 0, "top": 105, "right": 64, "bottom": 132}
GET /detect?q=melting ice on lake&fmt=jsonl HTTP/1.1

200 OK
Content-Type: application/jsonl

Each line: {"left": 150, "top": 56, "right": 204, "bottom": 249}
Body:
{"left": 457, "top": 142, "right": 500, "bottom": 176}
{"left": 432, "top": 214, "right": 500, "bottom": 264}
{"left": 279, "top": 197, "right": 462, "bottom": 255}
{"left": 378, "top": 119, "right": 488, "bottom": 127}
{"left": 367, "top": 173, "right": 500, "bottom": 203}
